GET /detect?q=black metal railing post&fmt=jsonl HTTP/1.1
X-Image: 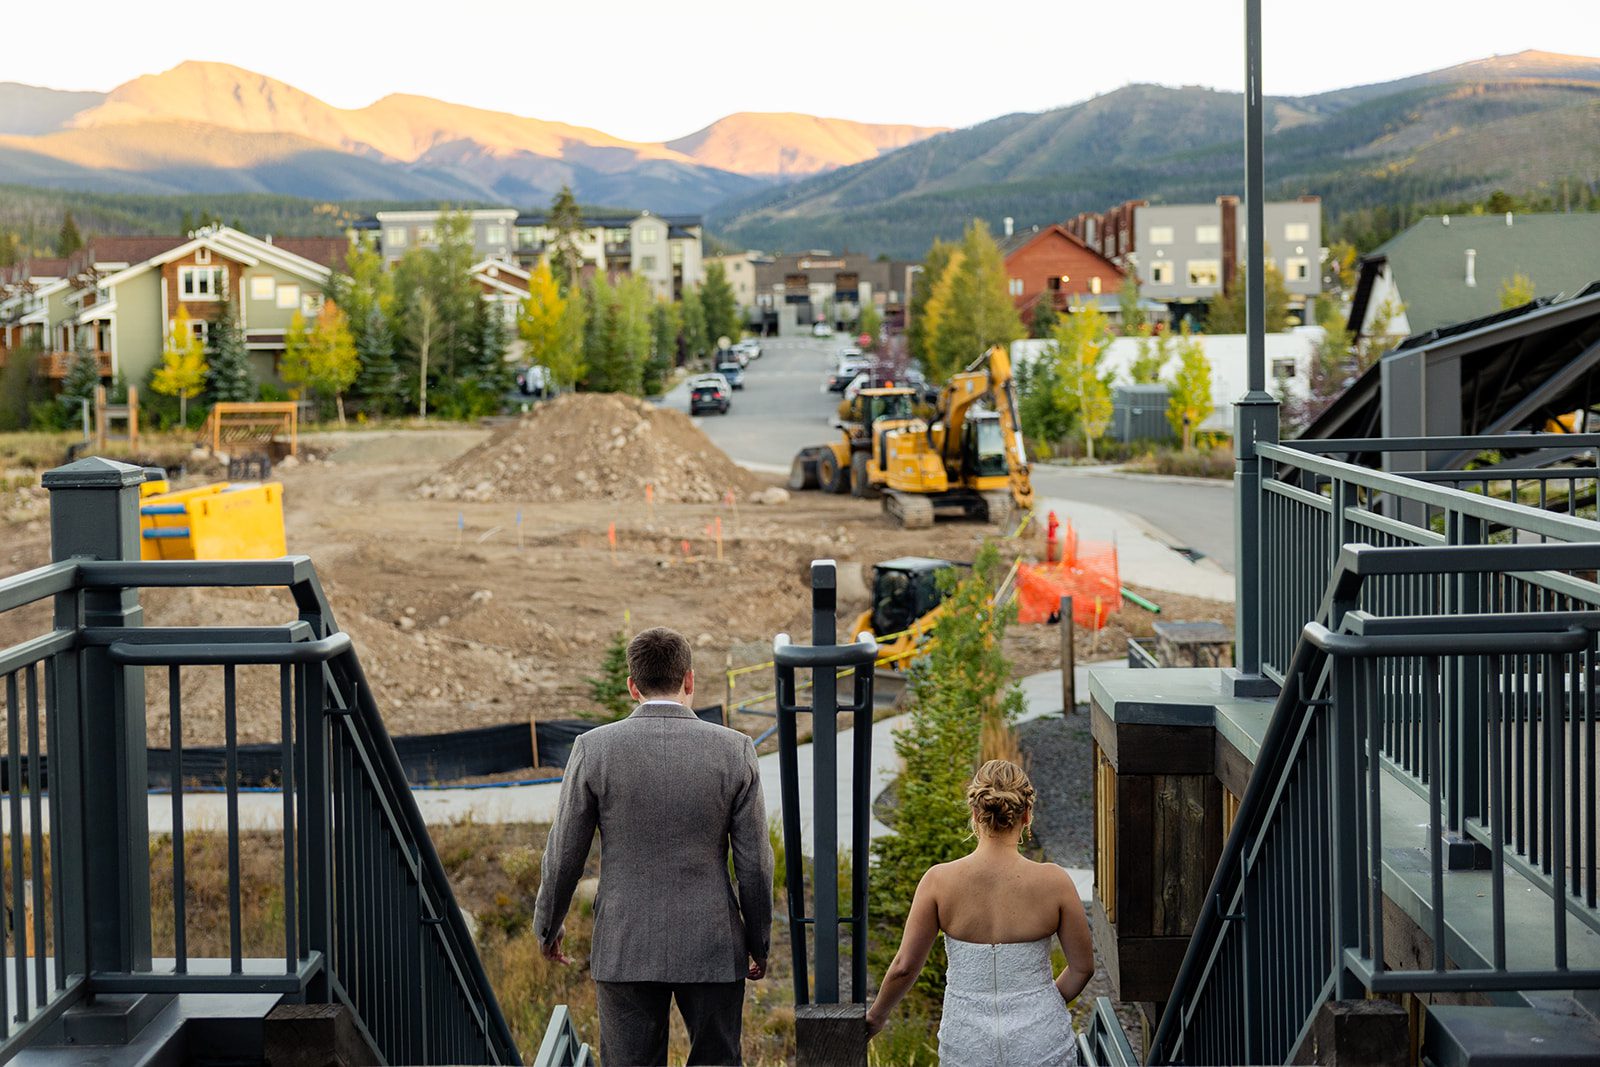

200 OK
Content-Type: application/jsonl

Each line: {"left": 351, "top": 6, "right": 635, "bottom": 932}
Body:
{"left": 41, "top": 456, "right": 152, "bottom": 977}
{"left": 774, "top": 561, "right": 878, "bottom": 1063}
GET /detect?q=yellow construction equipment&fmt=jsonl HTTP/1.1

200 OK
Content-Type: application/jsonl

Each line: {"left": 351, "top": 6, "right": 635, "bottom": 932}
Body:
{"left": 877, "top": 346, "right": 1034, "bottom": 529}
{"left": 789, "top": 386, "right": 921, "bottom": 496}
{"left": 138, "top": 479, "right": 287, "bottom": 560}
{"left": 848, "top": 557, "right": 961, "bottom": 666}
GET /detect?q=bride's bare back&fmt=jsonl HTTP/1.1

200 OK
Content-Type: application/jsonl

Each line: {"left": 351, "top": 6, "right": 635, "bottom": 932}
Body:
{"left": 933, "top": 849, "right": 1079, "bottom": 945}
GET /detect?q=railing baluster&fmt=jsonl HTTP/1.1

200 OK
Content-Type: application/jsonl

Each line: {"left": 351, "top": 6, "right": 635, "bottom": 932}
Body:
{"left": 43, "top": 661, "right": 63, "bottom": 993}
{"left": 1588, "top": 641, "right": 1597, "bottom": 909}
{"left": 280, "top": 664, "right": 297, "bottom": 974}
{"left": 25, "top": 666, "right": 45, "bottom": 1008}
{"left": 1426, "top": 657, "right": 1446, "bottom": 973}
{"left": 1547, "top": 655, "right": 1568, "bottom": 971}
{"left": 1489, "top": 658, "right": 1507, "bottom": 971}
{"left": 224, "top": 665, "right": 242, "bottom": 974}
{"left": 9, "top": 668, "right": 28, "bottom": 1021}
{"left": 169, "top": 665, "right": 186, "bottom": 973}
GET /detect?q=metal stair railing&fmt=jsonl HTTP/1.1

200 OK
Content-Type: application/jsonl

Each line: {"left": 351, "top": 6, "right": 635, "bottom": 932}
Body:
{"left": 0, "top": 551, "right": 522, "bottom": 1064}
{"left": 1145, "top": 542, "right": 1600, "bottom": 1066}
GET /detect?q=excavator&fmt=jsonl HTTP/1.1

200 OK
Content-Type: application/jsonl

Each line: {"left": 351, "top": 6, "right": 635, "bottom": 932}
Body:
{"left": 876, "top": 345, "right": 1033, "bottom": 529}
{"left": 789, "top": 346, "right": 1034, "bottom": 529}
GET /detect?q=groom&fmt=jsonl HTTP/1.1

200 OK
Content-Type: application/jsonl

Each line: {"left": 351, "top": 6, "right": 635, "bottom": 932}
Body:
{"left": 534, "top": 626, "right": 773, "bottom": 1066}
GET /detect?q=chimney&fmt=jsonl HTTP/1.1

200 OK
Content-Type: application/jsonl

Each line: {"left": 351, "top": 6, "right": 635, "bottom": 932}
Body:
{"left": 1465, "top": 248, "right": 1477, "bottom": 287}
{"left": 1003, "top": 217, "right": 1014, "bottom": 238}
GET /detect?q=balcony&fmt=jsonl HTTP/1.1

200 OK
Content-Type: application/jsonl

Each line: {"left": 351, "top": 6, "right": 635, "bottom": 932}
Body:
{"left": 37, "top": 350, "right": 112, "bottom": 378}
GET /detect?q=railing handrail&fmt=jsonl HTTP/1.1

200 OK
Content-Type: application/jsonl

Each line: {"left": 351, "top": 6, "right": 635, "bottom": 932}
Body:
{"left": 1289, "top": 432, "right": 1600, "bottom": 455}
{"left": 1261, "top": 441, "right": 1600, "bottom": 544}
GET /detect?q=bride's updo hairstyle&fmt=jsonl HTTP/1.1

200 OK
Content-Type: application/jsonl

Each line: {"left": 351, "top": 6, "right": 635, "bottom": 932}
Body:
{"left": 966, "top": 759, "right": 1035, "bottom": 835}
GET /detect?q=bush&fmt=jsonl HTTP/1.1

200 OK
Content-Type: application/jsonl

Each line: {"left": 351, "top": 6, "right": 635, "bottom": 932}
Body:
{"left": 869, "top": 543, "right": 1023, "bottom": 1007}
{"left": 1122, "top": 442, "right": 1235, "bottom": 479}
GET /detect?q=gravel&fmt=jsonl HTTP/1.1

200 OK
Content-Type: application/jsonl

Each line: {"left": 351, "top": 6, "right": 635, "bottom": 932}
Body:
{"left": 1018, "top": 713, "right": 1095, "bottom": 869}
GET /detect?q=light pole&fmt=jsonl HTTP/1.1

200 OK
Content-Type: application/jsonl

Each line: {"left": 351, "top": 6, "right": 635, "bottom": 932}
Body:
{"left": 903, "top": 264, "right": 923, "bottom": 334}
{"left": 1227, "top": 0, "right": 1280, "bottom": 697}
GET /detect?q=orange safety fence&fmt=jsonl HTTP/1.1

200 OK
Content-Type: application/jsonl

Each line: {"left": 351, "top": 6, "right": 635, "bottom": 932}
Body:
{"left": 1016, "top": 518, "right": 1120, "bottom": 629}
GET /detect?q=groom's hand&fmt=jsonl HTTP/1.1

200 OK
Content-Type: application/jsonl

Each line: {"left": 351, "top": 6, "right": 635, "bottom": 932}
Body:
{"left": 542, "top": 930, "right": 573, "bottom": 966}
{"left": 747, "top": 956, "right": 767, "bottom": 980}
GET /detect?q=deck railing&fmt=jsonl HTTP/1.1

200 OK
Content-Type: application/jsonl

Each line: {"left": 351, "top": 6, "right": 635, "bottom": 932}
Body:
{"left": 1147, "top": 542, "right": 1600, "bottom": 1065}
{"left": 0, "top": 458, "right": 519, "bottom": 1064}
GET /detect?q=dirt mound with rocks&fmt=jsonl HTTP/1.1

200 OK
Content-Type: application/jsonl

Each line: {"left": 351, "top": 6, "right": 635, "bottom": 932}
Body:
{"left": 419, "top": 392, "right": 764, "bottom": 504}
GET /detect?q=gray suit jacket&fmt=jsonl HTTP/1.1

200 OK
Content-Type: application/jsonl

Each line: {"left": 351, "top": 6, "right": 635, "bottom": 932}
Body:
{"left": 533, "top": 702, "right": 774, "bottom": 984}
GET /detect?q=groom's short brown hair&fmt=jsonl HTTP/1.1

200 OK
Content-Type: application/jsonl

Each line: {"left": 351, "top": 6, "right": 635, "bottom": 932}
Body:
{"left": 627, "top": 627, "right": 693, "bottom": 697}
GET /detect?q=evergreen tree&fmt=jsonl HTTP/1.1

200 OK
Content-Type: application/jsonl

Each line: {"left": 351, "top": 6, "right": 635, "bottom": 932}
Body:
{"left": 56, "top": 212, "right": 83, "bottom": 257}
{"left": 0, "top": 337, "right": 43, "bottom": 431}
{"left": 205, "top": 300, "right": 256, "bottom": 402}
{"left": 581, "top": 272, "right": 616, "bottom": 390}
{"left": 645, "top": 301, "right": 681, "bottom": 395}
{"left": 471, "top": 297, "right": 514, "bottom": 395}
{"left": 355, "top": 304, "right": 402, "bottom": 415}
{"left": 586, "top": 629, "right": 633, "bottom": 722}
{"left": 699, "top": 262, "right": 740, "bottom": 345}
{"left": 679, "top": 287, "right": 708, "bottom": 364}
{"left": 60, "top": 335, "right": 103, "bottom": 406}
{"left": 547, "top": 186, "right": 586, "bottom": 291}
{"left": 1028, "top": 296, "right": 1059, "bottom": 339}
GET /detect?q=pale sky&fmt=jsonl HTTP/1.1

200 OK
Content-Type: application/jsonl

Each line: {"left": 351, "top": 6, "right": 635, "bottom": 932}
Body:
{"left": 8, "top": 0, "right": 1598, "bottom": 143}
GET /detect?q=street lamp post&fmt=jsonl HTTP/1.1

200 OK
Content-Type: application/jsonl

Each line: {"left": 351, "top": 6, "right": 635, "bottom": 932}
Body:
{"left": 1227, "top": 0, "right": 1281, "bottom": 698}
{"left": 904, "top": 264, "right": 923, "bottom": 332}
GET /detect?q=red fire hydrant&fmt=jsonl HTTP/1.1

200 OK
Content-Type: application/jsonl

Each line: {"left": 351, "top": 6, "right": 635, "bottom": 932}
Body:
{"left": 1046, "top": 510, "right": 1061, "bottom": 564}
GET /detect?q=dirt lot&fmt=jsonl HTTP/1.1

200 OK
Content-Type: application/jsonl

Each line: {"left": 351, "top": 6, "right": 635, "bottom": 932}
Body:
{"left": 0, "top": 409, "right": 1231, "bottom": 753}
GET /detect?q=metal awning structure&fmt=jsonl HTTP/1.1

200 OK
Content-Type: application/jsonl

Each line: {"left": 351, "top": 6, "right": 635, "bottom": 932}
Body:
{"left": 1298, "top": 282, "right": 1600, "bottom": 469}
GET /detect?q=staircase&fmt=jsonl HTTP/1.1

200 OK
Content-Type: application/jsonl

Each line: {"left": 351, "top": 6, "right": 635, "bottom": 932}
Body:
{"left": 0, "top": 458, "right": 520, "bottom": 1065}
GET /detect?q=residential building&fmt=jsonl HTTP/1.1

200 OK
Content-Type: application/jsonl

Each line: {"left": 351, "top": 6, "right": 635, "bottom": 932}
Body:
{"left": 752, "top": 252, "right": 917, "bottom": 335}
{"left": 996, "top": 222, "right": 1126, "bottom": 319}
{"left": 352, "top": 207, "right": 705, "bottom": 301}
{"left": 1066, "top": 195, "right": 1323, "bottom": 319}
{"left": 1345, "top": 212, "right": 1600, "bottom": 344}
{"left": 704, "top": 251, "right": 766, "bottom": 307}
{"left": 470, "top": 258, "right": 532, "bottom": 362}
{"left": 0, "top": 227, "right": 344, "bottom": 388}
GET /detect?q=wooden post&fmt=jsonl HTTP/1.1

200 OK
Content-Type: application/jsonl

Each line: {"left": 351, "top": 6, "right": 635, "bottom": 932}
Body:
{"left": 93, "top": 385, "right": 107, "bottom": 451}
{"left": 796, "top": 1004, "right": 867, "bottom": 1067}
{"left": 127, "top": 387, "right": 139, "bottom": 451}
{"left": 529, "top": 717, "right": 541, "bottom": 771}
{"left": 1061, "top": 595, "right": 1076, "bottom": 715}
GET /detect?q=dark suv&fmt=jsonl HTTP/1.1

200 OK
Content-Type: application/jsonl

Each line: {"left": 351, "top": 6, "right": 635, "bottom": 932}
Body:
{"left": 689, "top": 375, "right": 732, "bottom": 415}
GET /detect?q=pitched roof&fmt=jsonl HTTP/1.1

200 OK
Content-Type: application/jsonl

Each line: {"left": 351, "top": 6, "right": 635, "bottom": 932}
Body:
{"left": 269, "top": 237, "right": 351, "bottom": 270}
{"left": 997, "top": 224, "right": 1125, "bottom": 275}
{"left": 78, "top": 236, "right": 189, "bottom": 269}
{"left": 1354, "top": 213, "right": 1600, "bottom": 335}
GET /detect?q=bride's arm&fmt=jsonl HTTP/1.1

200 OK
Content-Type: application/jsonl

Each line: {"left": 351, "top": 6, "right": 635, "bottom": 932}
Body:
{"left": 866, "top": 869, "right": 941, "bottom": 1037}
{"left": 1054, "top": 872, "right": 1096, "bottom": 1005}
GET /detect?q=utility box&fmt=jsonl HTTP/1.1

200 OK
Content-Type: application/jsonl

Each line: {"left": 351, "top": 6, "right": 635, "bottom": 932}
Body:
{"left": 1109, "top": 384, "right": 1174, "bottom": 443}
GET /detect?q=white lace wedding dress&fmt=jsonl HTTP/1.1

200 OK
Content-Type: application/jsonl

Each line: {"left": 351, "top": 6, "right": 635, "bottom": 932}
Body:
{"left": 938, "top": 934, "right": 1080, "bottom": 1066}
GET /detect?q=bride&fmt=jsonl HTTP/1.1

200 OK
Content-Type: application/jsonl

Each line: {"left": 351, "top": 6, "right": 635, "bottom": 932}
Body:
{"left": 865, "top": 759, "right": 1094, "bottom": 1066}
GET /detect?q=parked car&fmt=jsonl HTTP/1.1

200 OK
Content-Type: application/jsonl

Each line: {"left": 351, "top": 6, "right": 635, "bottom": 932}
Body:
{"left": 827, "top": 356, "right": 872, "bottom": 392}
{"left": 515, "top": 364, "right": 550, "bottom": 397}
{"left": 733, "top": 338, "right": 763, "bottom": 360}
{"left": 689, "top": 374, "right": 732, "bottom": 415}
{"left": 716, "top": 361, "right": 746, "bottom": 390}
{"left": 811, "top": 320, "right": 833, "bottom": 337}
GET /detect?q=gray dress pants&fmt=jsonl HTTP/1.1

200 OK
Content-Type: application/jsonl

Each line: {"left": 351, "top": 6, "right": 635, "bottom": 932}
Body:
{"left": 594, "top": 980, "right": 745, "bottom": 1066}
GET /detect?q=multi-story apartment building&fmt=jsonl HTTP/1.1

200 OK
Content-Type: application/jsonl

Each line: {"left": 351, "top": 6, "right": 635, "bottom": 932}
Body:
{"left": 353, "top": 207, "right": 704, "bottom": 301}
{"left": 996, "top": 222, "right": 1125, "bottom": 319}
{"left": 0, "top": 228, "right": 346, "bottom": 388}
{"left": 1066, "top": 195, "right": 1323, "bottom": 320}
{"left": 752, "top": 252, "right": 917, "bottom": 334}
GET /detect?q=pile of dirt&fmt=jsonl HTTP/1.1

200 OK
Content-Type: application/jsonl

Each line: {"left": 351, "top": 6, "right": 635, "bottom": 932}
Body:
{"left": 418, "top": 393, "right": 764, "bottom": 504}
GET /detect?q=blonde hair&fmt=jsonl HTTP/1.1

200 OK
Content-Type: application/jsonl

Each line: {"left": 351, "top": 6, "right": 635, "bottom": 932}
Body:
{"left": 966, "top": 759, "right": 1035, "bottom": 835}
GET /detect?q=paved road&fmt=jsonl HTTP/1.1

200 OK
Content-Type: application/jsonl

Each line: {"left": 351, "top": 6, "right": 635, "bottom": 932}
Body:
{"left": 661, "top": 334, "right": 1236, "bottom": 573}
{"left": 661, "top": 334, "right": 848, "bottom": 472}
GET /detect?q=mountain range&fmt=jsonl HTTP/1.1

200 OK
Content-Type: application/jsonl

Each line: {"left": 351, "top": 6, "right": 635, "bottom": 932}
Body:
{"left": 0, "top": 62, "right": 947, "bottom": 212}
{"left": 2, "top": 52, "right": 1598, "bottom": 256}
{"left": 711, "top": 50, "right": 1600, "bottom": 256}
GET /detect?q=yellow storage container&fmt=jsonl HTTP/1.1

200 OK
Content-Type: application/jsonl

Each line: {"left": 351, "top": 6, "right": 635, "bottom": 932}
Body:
{"left": 138, "top": 480, "right": 287, "bottom": 560}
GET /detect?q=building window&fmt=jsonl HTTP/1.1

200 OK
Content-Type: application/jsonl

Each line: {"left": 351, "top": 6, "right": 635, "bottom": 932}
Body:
{"left": 1272, "top": 357, "right": 1296, "bottom": 381}
{"left": 609, "top": 228, "right": 630, "bottom": 244}
{"left": 1150, "top": 261, "right": 1174, "bottom": 285}
{"left": 179, "top": 266, "right": 224, "bottom": 301}
{"left": 1285, "top": 257, "right": 1311, "bottom": 282}
{"left": 1089, "top": 276, "right": 1102, "bottom": 295}
{"left": 416, "top": 227, "right": 435, "bottom": 244}
{"left": 249, "top": 275, "right": 275, "bottom": 301}
{"left": 301, "top": 292, "right": 325, "bottom": 316}
{"left": 1187, "top": 260, "right": 1221, "bottom": 287}
{"left": 189, "top": 319, "right": 210, "bottom": 343}
{"left": 1148, "top": 225, "right": 1175, "bottom": 245}
{"left": 1195, "top": 224, "right": 1220, "bottom": 244}
{"left": 671, "top": 243, "right": 684, "bottom": 265}
{"left": 276, "top": 283, "right": 301, "bottom": 310}
{"left": 637, "top": 226, "right": 660, "bottom": 243}
{"left": 386, "top": 228, "right": 407, "bottom": 247}
{"left": 195, "top": 247, "right": 212, "bottom": 264}
{"left": 484, "top": 225, "right": 506, "bottom": 245}
{"left": 516, "top": 227, "right": 538, "bottom": 249}
{"left": 1009, "top": 278, "right": 1024, "bottom": 296}
{"left": 1285, "top": 222, "right": 1311, "bottom": 241}
{"left": 640, "top": 255, "right": 657, "bottom": 271}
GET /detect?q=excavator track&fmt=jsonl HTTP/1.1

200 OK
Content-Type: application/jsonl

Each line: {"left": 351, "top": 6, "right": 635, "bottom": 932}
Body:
{"left": 883, "top": 491, "right": 935, "bottom": 529}
{"left": 981, "top": 492, "right": 1014, "bottom": 531}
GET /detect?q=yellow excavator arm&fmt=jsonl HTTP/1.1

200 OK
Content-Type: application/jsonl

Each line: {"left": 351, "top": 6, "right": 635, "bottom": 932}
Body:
{"left": 936, "top": 346, "right": 1033, "bottom": 510}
